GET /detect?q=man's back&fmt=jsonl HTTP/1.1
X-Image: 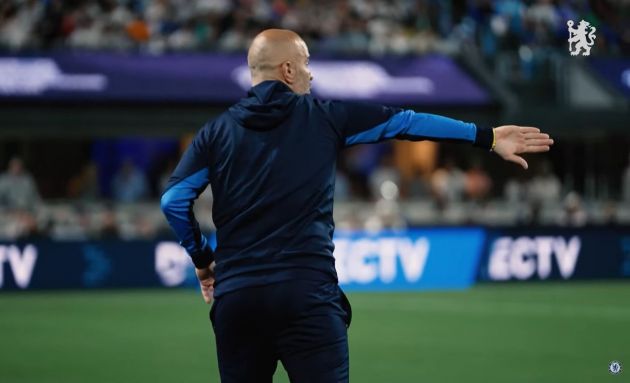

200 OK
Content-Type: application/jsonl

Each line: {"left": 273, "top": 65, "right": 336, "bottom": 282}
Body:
{"left": 160, "top": 79, "right": 502, "bottom": 296}
{"left": 216, "top": 80, "right": 352, "bottom": 294}
{"left": 163, "top": 81, "right": 349, "bottom": 296}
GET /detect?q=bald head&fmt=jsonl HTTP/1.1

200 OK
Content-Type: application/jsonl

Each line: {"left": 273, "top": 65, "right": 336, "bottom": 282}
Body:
{"left": 248, "top": 29, "right": 312, "bottom": 94}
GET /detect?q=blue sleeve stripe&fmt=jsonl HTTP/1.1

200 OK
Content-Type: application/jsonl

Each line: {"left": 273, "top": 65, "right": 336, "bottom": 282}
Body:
{"left": 160, "top": 167, "right": 210, "bottom": 255}
{"left": 344, "top": 110, "right": 476, "bottom": 146}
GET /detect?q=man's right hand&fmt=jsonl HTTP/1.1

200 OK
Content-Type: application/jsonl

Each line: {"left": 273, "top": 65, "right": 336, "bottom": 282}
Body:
{"left": 195, "top": 262, "right": 215, "bottom": 304}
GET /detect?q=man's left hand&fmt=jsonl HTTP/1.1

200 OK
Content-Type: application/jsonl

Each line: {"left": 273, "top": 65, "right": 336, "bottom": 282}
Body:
{"left": 493, "top": 126, "right": 554, "bottom": 169}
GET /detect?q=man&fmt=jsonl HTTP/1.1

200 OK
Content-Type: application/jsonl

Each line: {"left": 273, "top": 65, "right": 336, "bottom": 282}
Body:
{"left": 111, "top": 159, "right": 149, "bottom": 203}
{"left": 161, "top": 29, "right": 553, "bottom": 383}
{"left": 0, "top": 157, "right": 41, "bottom": 209}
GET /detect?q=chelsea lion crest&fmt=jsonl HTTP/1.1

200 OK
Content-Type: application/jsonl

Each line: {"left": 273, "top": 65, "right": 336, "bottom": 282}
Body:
{"left": 567, "top": 20, "right": 596, "bottom": 56}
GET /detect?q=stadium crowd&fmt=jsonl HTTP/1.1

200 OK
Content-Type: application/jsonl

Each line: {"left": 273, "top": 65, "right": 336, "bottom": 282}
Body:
{"left": 1, "top": 0, "right": 629, "bottom": 56}
{"left": 1, "top": 0, "right": 629, "bottom": 240}
{"left": 1, "top": 152, "right": 630, "bottom": 241}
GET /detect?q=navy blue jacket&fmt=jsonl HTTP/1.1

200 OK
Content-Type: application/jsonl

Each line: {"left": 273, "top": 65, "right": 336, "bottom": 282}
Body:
{"left": 161, "top": 80, "right": 493, "bottom": 297}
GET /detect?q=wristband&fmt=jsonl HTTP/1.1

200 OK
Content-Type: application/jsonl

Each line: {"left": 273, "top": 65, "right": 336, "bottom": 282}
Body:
{"left": 190, "top": 244, "right": 215, "bottom": 269}
{"left": 473, "top": 125, "right": 494, "bottom": 151}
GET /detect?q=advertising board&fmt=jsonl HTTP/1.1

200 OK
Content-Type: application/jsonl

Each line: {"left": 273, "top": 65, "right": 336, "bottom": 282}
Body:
{"left": 0, "top": 54, "right": 490, "bottom": 105}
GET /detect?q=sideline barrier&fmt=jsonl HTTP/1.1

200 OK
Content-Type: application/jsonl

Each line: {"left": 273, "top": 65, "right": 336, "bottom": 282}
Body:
{"left": 0, "top": 241, "right": 167, "bottom": 290}
{"left": 478, "top": 227, "right": 630, "bottom": 282}
{"left": 333, "top": 228, "right": 484, "bottom": 291}
{"left": 0, "top": 228, "right": 484, "bottom": 291}
{"left": 2, "top": 227, "right": 628, "bottom": 291}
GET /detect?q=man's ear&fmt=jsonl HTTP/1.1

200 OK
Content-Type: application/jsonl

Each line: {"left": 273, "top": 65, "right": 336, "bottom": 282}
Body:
{"left": 281, "top": 61, "right": 294, "bottom": 84}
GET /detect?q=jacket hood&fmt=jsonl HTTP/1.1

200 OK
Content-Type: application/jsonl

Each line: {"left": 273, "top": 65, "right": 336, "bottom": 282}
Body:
{"left": 229, "top": 80, "right": 299, "bottom": 131}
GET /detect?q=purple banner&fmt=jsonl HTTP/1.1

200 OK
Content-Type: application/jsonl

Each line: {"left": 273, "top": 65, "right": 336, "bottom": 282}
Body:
{"left": 589, "top": 58, "right": 630, "bottom": 98}
{"left": 0, "top": 53, "right": 490, "bottom": 105}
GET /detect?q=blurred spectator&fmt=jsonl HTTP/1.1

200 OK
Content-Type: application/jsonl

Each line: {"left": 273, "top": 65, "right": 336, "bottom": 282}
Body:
{"left": 368, "top": 154, "right": 400, "bottom": 200}
{"left": 504, "top": 173, "right": 529, "bottom": 204}
{"left": 406, "top": 168, "right": 431, "bottom": 200}
{"left": 601, "top": 200, "right": 618, "bottom": 226}
{"left": 556, "top": 191, "right": 588, "bottom": 226}
{"left": 504, "top": 173, "right": 534, "bottom": 224}
{"left": 50, "top": 205, "right": 90, "bottom": 240}
{"left": 0, "top": 0, "right": 42, "bottom": 50}
{"left": 525, "top": 0, "right": 559, "bottom": 45}
{"left": 134, "top": 214, "right": 158, "bottom": 239}
{"left": 0, "top": 209, "right": 49, "bottom": 240}
{"left": 111, "top": 159, "right": 149, "bottom": 203}
{"left": 16, "top": 210, "right": 49, "bottom": 240}
{"left": 528, "top": 161, "right": 561, "bottom": 205}
{"left": 464, "top": 160, "right": 492, "bottom": 202}
{"left": 98, "top": 205, "right": 119, "bottom": 239}
{"left": 431, "top": 158, "right": 465, "bottom": 208}
{"left": 364, "top": 199, "right": 406, "bottom": 232}
{"left": 127, "top": 15, "right": 150, "bottom": 42}
{"left": 0, "top": 157, "right": 41, "bottom": 210}
{"left": 67, "top": 163, "right": 100, "bottom": 201}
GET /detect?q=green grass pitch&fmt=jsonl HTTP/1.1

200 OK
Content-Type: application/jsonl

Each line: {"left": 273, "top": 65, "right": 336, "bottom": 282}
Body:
{"left": 1, "top": 281, "right": 628, "bottom": 382}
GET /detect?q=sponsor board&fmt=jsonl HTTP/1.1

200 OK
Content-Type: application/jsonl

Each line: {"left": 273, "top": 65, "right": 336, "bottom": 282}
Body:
{"left": 0, "top": 241, "right": 164, "bottom": 290}
{"left": 478, "top": 228, "right": 626, "bottom": 282}
{"left": 488, "top": 236, "right": 581, "bottom": 280}
{"left": 2, "top": 227, "right": 628, "bottom": 290}
{"left": 0, "top": 244, "right": 37, "bottom": 289}
{"left": 1, "top": 229, "right": 485, "bottom": 291}
{"left": 333, "top": 229, "right": 484, "bottom": 290}
{"left": 589, "top": 58, "right": 630, "bottom": 98}
{"left": 0, "top": 54, "right": 490, "bottom": 105}
{"left": 153, "top": 229, "right": 484, "bottom": 291}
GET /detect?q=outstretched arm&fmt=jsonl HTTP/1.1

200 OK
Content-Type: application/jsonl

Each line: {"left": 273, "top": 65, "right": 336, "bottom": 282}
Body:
{"left": 330, "top": 103, "right": 494, "bottom": 149}
{"left": 328, "top": 102, "right": 553, "bottom": 165}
